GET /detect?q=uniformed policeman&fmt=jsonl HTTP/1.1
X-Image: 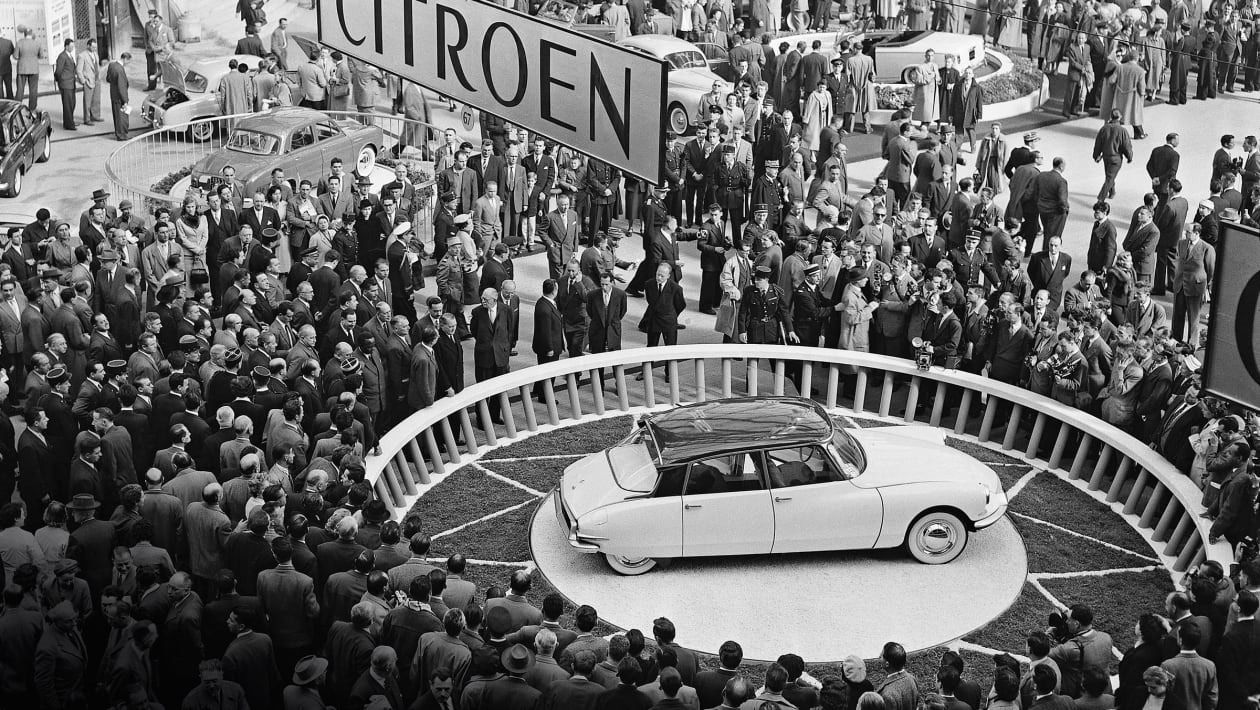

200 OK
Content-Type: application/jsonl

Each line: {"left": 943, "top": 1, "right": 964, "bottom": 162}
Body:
{"left": 697, "top": 204, "right": 731, "bottom": 314}
{"left": 750, "top": 157, "right": 785, "bottom": 232}
{"left": 711, "top": 144, "right": 750, "bottom": 240}
{"left": 791, "top": 264, "right": 826, "bottom": 347}
{"left": 663, "top": 131, "right": 685, "bottom": 223}
{"left": 742, "top": 204, "right": 774, "bottom": 257}
{"left": 738, "top": 265, "right": 797, "bottom": 344}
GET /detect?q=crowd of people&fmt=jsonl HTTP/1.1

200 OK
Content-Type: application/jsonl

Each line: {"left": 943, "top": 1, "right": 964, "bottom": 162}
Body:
{"left": 1, "top": 0, "right": 1260, "bottom": 706}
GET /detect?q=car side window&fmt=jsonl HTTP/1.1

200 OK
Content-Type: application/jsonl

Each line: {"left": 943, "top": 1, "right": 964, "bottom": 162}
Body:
{"left": 765, "top": 446, "right": 844, "bottom": 489}
{"left": 290, "top": 126, "right": 314, "bottom": 151}
{"left": 314, "top": 122, "right": 340, "bottom": 142}
{"left": 684, "top": 454, "right": 765, "bottom": 496}
{"left": 654, "top": 466, "right": 686, "bottom": 498}
{"left": 11, "top": 110, "right": 30, "bottom": 138}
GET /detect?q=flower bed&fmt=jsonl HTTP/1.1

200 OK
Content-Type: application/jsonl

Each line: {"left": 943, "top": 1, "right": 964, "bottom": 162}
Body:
{"left": 876, "top": 56, "right": 1046, "bottom": 110}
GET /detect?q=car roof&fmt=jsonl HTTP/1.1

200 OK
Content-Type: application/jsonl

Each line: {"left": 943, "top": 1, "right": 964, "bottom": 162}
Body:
{"left": 645, "top": 397, "right": 832, "bottom": 463}
{"left": 0, "top": 99, "right": 29, "bottom": 118}
{"left": 618, "top": 34, "right": 704, "bottom": 57}
{"left": 233, "top": 107, "right": 329, "bottom": 132}
{"left": 188, "top": 55, "right": 263, "bottom": 77}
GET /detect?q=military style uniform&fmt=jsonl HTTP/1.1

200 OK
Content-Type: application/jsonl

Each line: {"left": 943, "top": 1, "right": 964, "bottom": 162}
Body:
{"left": 663, "top": 144, "right": 685, "bottom": 222}
{"left": 750, "top": 175, "right": 784, "bottom": 231}
{"left": 791, "top": 282, "right": 826, "bottom": 346}
{"left": 738, "top": 284, "right": 793, "bottom": 344}
{"left": 742, "top": 221, "right": 774, "bottom": 252}
{"left": 711, "top": 160, "right": 750, "bottom": 240}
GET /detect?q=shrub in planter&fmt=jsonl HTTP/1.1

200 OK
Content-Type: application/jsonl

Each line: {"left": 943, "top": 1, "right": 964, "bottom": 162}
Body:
{"left": 876, "top": 56, "right": 1046, "bottom": 110}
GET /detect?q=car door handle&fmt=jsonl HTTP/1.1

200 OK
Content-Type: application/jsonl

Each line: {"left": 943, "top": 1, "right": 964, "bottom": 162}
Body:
{"left": 684, "top": 504, "right": 703, "bottom": 510}
{"left": 775, "top": 496, "right": 793, "bottom": 502}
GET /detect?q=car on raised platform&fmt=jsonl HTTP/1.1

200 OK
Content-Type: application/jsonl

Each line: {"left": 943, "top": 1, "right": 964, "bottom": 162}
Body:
{"left": 771, "top": 29, "right": 986, "bottom": 83}
{"left": 188, "top": 107, "right": 382, "bottom": 197}
{"left": 556, "top": 396, "right": 1007, "bottom": 574}
{"left": 139, "top": 54, "right": 262, "bottom": 142}
{"left": 616, "top": 34, "right": 728, "bottom": 136}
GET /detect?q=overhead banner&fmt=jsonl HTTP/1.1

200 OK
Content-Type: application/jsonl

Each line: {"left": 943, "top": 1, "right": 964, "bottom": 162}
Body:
{"left": 1202, "top": 221, "right": 1260, "bottom": 410}
{"left": 316, "top": 0, "right": 667, "bottom": 182}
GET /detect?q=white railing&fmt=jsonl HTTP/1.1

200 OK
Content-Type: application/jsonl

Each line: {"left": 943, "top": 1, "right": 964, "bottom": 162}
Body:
{"left": 364, "top": 345, "right": 1231, "bottom": 573}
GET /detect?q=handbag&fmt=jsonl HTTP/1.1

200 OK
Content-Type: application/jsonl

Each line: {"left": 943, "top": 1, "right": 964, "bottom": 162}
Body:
{"left": 714, "top": 297, "right": 737, "bottom": 337}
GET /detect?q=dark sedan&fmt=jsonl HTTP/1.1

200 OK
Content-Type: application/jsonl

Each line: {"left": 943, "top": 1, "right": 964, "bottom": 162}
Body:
{"left": 0, "top": 100, "right": 53, "bottom": 198}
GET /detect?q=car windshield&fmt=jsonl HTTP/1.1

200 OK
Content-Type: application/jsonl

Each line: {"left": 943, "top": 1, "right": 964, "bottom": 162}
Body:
{"left": 183, "top": 70, "right": 209, "bottom": 93}
{"left": 831, "top": 428, "right": 867, "bottom": 476}
{"left": 664, "top": 50, "right": 708, "bottom": 70}
{"left": 226, "top": 130, "right": 280, "bottom": 155}
{"left": 606, "top": 444, "right": 659, "bottom": 493}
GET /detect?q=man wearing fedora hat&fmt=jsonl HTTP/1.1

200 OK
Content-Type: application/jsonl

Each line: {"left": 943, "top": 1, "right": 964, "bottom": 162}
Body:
{"left": 65, "top": 491, "right": 116, "bottom": 598}
{"left": 480, "top": 643, "right": 543, "bottom": 709}
{"left": 284, "top": 654, "right": 330, "bottom": 708}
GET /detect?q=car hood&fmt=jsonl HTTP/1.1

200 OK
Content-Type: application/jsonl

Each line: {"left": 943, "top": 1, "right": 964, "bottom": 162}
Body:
{"left": 672, "top": 67, "right": 725, "bottom": 92}
{"left": 560, "top": 444, "right": 656, "bottom": 521}
{"left": 192, "top": 150, "right": 270, "bottom": 182}
{"left": 847, "top": 426, "right": 1001, "bottom": 491}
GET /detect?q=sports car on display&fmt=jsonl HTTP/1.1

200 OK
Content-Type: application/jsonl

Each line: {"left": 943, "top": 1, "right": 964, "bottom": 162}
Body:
{"left": 189, "top": 107, "right": 382, "bottom": 196}
{"left": 556, "top": 397, "right": 1007, "bottom": 574}
{"left": 0, "top": 100, "right": 53, "bottom": 198}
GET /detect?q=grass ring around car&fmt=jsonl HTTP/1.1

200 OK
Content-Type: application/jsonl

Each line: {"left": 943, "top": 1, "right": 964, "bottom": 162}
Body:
{"left": 408, "top": 411, "right": 1175, "bottom": 690}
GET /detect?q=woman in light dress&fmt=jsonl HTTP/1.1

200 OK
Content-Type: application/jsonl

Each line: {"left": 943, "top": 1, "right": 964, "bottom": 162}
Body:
{"left": 1142, "top": 27, "right": 1167, "bottom": 98}
{"left": 265, "top": 185, "right": 293, "bottom": 273}
{"left": 308, "top": 214, "right": 336, "bottom": 266}
{"left": 604, "top": 0, "right": 633, "bottom": 42}
{"left": 801, "top": 82, "right": 833, "bottom": 153}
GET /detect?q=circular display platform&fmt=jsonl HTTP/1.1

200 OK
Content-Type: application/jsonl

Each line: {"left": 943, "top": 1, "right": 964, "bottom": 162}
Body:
{"left": 530, "top": 494, "right": 1028, "bottom": 661}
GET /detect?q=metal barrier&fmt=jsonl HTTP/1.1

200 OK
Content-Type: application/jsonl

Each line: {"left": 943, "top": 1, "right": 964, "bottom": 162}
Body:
{"left": 364, "top": 345, "right": 1232, "bottom": 573}
{"left": 104, "top": 110, "right": 447, "bottom": 219}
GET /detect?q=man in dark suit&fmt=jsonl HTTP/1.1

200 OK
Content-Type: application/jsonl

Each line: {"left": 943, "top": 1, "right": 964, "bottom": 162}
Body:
{"left": 643, "top": 262, "right": 686, "bottom": 357}
{"left": 988, "top": 304, "right": 1034, "bottom": 384}
{"left": 104, "top": 53, "right": 132, "bottom": 141}
{"left": 53, "top": 39, "right": 77, "bottom": 130}
{"left": 65, "top": 493, "right": 116, "bottom": 601}
{"left": 470, "top": 287, "right": 512, "bottom": 422}
{"left": 16, "top": 406, "right": 53, "bottom": 530}
{"left": 1146, "top": 133, "right": 1181, "bottom": 205}
{"left": 407, "top": 325, "right": 439, "bottom": 410}
{"left": 557, "top": 262, "right": 596, "bottom": 359}
{"left": 532, "top": 280, "right": 564, "bottom": 401}
{"left": 1216, "top": 590, "right": 1260, "bottom": 709}
{"left": 1093, "top": 110, "right": 1133, "bottom": 202}
{"left": 239, "top": 197, "right": 282, "bottom": 240}
{"left": 1172, "top": 224, "right": 1215, "bottom": 347}
{"left": 1028, "top": 235, "right": 1073, "bottom": 309}
{"left": 543, "top": 194, "right": 582, "bottom": 281}
{"left": 222, "top": 607, "right": 282, "bottom": 710}
{"left": 586, "top": 271, "right": 627, "bottom": 358}
{"left": 1033, "top": 157, "right": 1071, "bottom": 250}
{"left": 480, "top": 244, "right": 513, "bottom": 294}
{"left": 0, "top": 34, "right": 13, "bottom": 100}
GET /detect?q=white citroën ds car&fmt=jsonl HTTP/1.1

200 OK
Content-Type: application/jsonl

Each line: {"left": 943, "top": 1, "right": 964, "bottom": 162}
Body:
{"left": 556, "top": 397, "right": 1007, "bottom": 574}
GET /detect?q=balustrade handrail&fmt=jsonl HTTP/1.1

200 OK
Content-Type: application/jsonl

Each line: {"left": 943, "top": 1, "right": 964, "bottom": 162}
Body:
{"left": 365, "top": 345, "right": 1232, "bottom": 572}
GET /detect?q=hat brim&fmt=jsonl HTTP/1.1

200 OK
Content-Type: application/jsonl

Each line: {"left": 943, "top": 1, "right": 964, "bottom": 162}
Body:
{"left": 292, "top": 658, "right": 329, "bottom": 685}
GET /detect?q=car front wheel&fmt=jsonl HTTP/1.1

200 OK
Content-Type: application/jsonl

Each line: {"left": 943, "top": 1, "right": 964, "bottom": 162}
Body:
{"left": 37, "top": 135, "right": 51, "bottom": 163}
{"left": 357, "top": 145, "right": 377, "bottom": 177}
{"left": 906, "top": 511, "right": 968, "bottom": 564}
{"left": 604, "top": 553, "right": 658, "bottom": 576}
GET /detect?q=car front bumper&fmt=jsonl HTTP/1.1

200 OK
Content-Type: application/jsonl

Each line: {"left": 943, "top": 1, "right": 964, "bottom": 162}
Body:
{"left": 555, "top": 490, "right": 600, "bottom": 553}
{"left": 973, "top": 491, "right": 1008, "bottom": 530}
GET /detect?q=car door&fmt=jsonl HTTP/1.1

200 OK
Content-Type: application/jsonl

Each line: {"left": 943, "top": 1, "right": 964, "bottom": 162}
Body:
{"left": 10, "top": 108, "right": 32, "bottom": 168}
{"left": 286, "top": 123, "right": 317, "bottom": 185}
{"left": 765, "top": 444, "right": 884, "bottom": 554}
{"left": 311, "top": 120, "right": 342, "bottom": 185}
{"left": 604, "top": 465, "right": 685, "bottom": 559}
{"left": 681, "top": 452, "right": 774, "bottom": 557}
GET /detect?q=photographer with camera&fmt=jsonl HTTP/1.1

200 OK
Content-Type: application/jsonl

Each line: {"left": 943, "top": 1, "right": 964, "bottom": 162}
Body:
{"left": 1046, "top": 604, "right": 1114, "bottom": 698}
{"left": 906, "top": 277, "right": 960, "bottom": 369}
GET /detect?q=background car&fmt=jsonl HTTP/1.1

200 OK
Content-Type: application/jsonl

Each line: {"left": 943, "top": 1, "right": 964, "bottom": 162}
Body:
{"left": 189, "top": 107, "right": 382, "bottom": 197}
{"left": 556, "top": 397, "right": 1007, "bottom": 574}
{"left": 617, "top": 35, "right": 727, "bottom": 136}
{"left": 140, "top": 54, "right": 262, "bottom": 142}
{"left": 0, "top": 100, "right": 53, "bottom": 198}
{"left": 763, "top": 29, "right": 986, "bottom": 83}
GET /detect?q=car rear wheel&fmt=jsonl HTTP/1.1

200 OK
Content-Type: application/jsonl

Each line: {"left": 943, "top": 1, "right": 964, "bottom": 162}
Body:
{"left": 604, "top": 553, "right": 658, "bottom": 576}
{"left": 905, "top": 510, "right": 968, "bottom": 564}
{"left": 667, "top": 103, "right": 690, "bottom": 137}
{"left": 357, "top": 145, "right": 377, "bottom": 177}
{"left": 187, "top": 121, "right": 215, "bottom": 143}
{"left": 5, "top": 168, "right": 23, "bottom": 198}
{"left": 37, "top": 135, "right": 51, "bottom": 163}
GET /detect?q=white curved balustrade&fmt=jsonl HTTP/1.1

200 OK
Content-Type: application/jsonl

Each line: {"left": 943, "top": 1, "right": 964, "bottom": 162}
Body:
{"left": 364, "top": 345, "right": 1231, "bottom": 573}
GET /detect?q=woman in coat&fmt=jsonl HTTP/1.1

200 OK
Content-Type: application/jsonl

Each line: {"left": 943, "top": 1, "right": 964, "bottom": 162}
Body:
{"left": 801, "top": 83, "right": 833, "bottom": 153}
{"left": 1143, "top": 27, "right": 1168, "bottom": 99}
{"left": 1112, "top": 49, "right": 1146, "bottom": 135}
{"left": 173, "top": 196, "right": 208, "bottom": 297}
{"left": 974, "top": 122, "right": 1008, "bottom": 193}
{"left": 838, "top": 267, "right": 877, "bottom": 374}
{"left": 1097, "top": 46, "right": 1122, "bottom": 121}
{"left": 604, "top": 0, "right": 633, "bottom": 42}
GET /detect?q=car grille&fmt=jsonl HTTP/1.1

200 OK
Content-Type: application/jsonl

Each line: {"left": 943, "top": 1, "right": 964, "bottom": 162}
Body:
{"left": 554, "top": 489, "right": 572, "bottom": 531}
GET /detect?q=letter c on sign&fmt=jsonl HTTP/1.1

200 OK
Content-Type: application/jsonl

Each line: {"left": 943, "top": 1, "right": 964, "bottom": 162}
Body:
{"left": 1235, "top": 270, "right": 1260, "bottom": 384}
{"left": 335, "top": 0, "right": 364, "bottom": 46}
